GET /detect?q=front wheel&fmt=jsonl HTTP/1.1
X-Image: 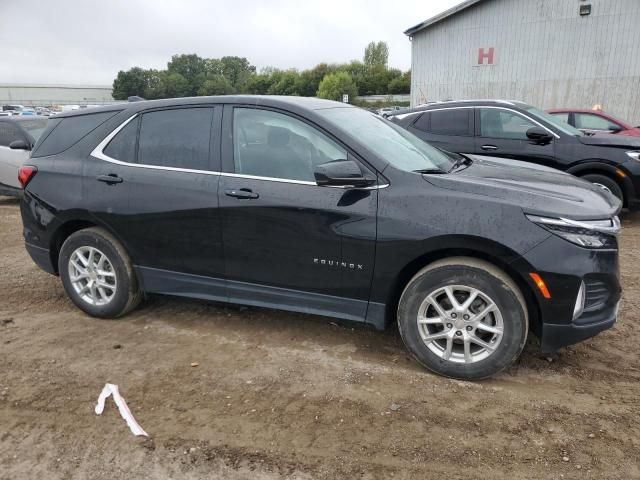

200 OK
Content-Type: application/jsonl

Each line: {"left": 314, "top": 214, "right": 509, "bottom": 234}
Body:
{"left": 397, "top": 257, "right": 528, "bottom": 380}
{"left": 581, "top": 173, "right": 624, "bottom": 204}
{"left": 58, "top": 227, "right": 142, "bottom": 318}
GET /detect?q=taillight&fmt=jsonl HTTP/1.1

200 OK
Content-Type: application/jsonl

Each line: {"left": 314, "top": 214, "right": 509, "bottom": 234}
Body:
{"left": 18, "top": 165, "right": 37, "bottom": 189}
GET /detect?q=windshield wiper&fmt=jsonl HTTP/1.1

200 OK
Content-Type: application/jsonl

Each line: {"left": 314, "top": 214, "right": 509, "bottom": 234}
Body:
{"left": 413, "top": 168, "right": 447, "bottom": 174}
{"left": 447, "top": 154, "right": 472, "bottom": 173}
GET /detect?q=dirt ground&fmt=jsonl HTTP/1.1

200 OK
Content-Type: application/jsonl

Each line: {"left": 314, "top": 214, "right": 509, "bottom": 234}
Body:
{"left": 0, "top": 195, "right": 639, "bottom": 480}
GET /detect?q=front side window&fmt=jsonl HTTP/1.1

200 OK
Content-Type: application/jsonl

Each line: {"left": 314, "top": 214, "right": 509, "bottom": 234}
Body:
{"left": 233, "top": 108, "right": 346, "bottom": 182}
{"left": 549, "top": 112, "right": 570, "bottom": 124}
{"left": 430, "top": 109, "right": 472, "bottom": 136}
{"left": 479, "top": 109, "right": 537, "bottom": 140}
{"left": 137, "top": 108, "right": 213, "bottom": 170}
{"left": 574, "top": 113, "right": 619, "bottom": 131}
{"left": 0, "top": 122, "right": 22, "bottom": 147}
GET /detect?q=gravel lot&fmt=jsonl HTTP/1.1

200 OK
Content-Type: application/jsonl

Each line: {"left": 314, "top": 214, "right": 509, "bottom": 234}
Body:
{"left": 1, "top": 195, "right": 639, "bottom": 479}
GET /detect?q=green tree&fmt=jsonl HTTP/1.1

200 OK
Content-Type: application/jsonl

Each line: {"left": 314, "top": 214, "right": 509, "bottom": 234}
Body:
{"left": 197, "top": 75, "right": 234, "bottom": 96}
{"left": 220, "top": 56, "right": 256, "bottom": 90}
{"left": 364, "top": 41, "right": 389, "bottom": 69}
{"left": 244, "top": 73, "right": 276, "bottom": 94}
{"left": 388, "top": 70, "right": 411, "bottom": 94}
{"left": 316, "top": 72, "right": 358, "bottom": 102}
{"left": 112, "top": 67, "right": 152, "bottom": 100}
{"left": 267, "top": 70, "right": 301, "bottom": 96}
{"left": 297, "top": 63, "right": 337, "bottom": 97}
{"left": 167, "top": 54, "right": 207, "bottom": 95}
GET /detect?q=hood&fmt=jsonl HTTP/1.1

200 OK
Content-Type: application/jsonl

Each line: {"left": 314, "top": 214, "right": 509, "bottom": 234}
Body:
{"left": 422, "top": 155, "right": 621, "bottom": 220}
{"left": 577, "top": 133, "right": 640, "bottom": 148}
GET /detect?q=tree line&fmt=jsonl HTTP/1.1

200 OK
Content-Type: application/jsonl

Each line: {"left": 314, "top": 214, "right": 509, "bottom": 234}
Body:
{"left": 112, "top": 41, "right": 410, "bottom": 103}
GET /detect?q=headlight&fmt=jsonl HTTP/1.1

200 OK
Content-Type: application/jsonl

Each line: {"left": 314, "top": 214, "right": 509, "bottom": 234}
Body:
{"left": 526, "top": 215, "right": 620, "bottom": 249}
{"left": 627, "top": 151, "right": 640, "bottom": 161}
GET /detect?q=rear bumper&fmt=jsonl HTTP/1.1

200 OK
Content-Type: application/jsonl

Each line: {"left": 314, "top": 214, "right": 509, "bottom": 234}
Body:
{"left": 25, "top": 242, "right": 56, "bottom": 275}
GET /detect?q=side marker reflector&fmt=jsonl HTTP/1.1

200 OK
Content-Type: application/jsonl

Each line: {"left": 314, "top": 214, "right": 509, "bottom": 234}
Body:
{"left": 529, "top": 273, "right": 551, "bottom": 299}
{"left": 615, "top": 168, "right": 626, "bottom": 178}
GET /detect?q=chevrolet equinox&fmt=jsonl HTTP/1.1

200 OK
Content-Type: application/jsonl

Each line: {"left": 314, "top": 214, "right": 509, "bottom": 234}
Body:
{"left": 18, "top": 96, "right": 621, "bottom": 379}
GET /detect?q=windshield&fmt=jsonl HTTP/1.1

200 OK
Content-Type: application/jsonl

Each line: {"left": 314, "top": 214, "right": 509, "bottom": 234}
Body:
{"left": 19, "top": 119, "right": 48, "bottom": 140}
{"left": 318, "top": 107, "right": 455, "bottom": 172}
{"left": 525, "top": 106, "right": 584, "bottom": 136}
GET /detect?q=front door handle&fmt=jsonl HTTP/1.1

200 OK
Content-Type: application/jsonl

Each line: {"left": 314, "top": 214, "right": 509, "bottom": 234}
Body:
{"left": 96, "top": 174, "right": 123, "bottom": 184}
{"left": 481, "top": 144, "right": 498, "bottom": 151}
{"left": 225, "top": 188, "right": 259, "bottom": 199}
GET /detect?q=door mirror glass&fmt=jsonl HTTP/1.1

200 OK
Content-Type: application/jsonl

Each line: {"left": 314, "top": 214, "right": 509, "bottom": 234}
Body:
{"left": 314, "top": 159, "right": 373, "bottom": 187}
{"left": 526, "top": 127, "right": 553, "bottom": 144}
{"left": 9, "top": 139, "right": 30, "bottom": 150}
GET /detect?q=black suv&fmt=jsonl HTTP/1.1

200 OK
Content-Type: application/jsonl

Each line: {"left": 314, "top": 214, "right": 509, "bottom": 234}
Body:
{"left": 390, "top": 100, "right": 640, "bottom": 208}
{"left": 20, "top": 96, "right": 621, "bottom": 379}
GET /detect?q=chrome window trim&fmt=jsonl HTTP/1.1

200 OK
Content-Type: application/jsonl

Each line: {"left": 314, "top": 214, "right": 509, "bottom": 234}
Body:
{"left": 90, "top": 113, "right": 390, "bottom": 189}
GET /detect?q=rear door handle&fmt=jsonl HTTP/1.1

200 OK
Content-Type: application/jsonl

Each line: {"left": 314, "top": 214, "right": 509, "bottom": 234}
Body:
{"left": 481, "top": 144, "right": 498, "bottom": 151}
{"left": 225, "top": 188, "right": 259, "bottom": 199}
{"left": 96, "top": 174, "right": 123, "bottom": 184}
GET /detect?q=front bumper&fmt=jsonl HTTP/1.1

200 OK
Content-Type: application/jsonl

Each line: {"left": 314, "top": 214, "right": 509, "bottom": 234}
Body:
{"left": 511, "top": 234, "right": 620, "bottom": 353}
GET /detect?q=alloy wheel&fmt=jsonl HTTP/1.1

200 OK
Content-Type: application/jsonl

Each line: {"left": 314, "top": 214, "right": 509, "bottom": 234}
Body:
{"left": 68, "top": 246, "right": 117, "bottom": 306}
{"left": 416, "top": 285, "right": 504, "bottom": 364}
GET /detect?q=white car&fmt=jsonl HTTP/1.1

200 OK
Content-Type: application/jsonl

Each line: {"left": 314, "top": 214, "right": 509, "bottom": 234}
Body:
{"left": 0, "top": 117, "right": 48, "bottom": 197}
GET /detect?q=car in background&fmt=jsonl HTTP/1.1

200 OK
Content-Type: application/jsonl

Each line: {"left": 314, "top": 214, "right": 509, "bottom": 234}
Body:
{"left": 547, "top": 109, "right": 640, "bottom": 137}
{"left": 2, "top": 105, "right": 25, "bottom": 115}
{"left": 378, "top": 106, "right": 403, "bottom": 118}
{"left": 388, "top": 100, "right": 640, "bottom": 208}
{"left": 0, "top": 117, "right": 48, "bottom": 197}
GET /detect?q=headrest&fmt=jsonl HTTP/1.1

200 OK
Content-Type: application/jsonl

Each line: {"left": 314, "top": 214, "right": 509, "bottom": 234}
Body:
{"left": 267, "top": 126, "right": 290, "bottom": 147}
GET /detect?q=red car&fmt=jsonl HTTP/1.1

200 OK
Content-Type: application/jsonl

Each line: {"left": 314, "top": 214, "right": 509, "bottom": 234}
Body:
{"left": 547, "top": 109, "right": 640, "bottom": 137}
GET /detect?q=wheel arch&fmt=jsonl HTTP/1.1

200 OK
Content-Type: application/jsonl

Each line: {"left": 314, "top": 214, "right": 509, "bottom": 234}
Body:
{"left": 382, "top": 239, "right": 542, "bottom": 337}
{"left": 49, "top": 216, "right": 132, "bottom": 275}
{"left": 566, "top": 160, "right": 633, "bottom": 206}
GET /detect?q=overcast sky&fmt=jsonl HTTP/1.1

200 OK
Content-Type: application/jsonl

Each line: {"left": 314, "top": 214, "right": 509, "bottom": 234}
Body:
{"left": 0, "top": 0, "right": 460, "bottom": 86}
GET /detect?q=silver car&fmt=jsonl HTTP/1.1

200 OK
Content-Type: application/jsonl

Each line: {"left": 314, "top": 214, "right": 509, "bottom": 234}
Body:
{"left": 0, "top": 117, "right": 48, "bottom": 197}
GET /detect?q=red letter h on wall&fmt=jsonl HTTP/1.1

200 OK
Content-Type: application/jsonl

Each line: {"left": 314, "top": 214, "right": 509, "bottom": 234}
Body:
{"left": 477, "top": 47, "right": 495, "bottom": 65}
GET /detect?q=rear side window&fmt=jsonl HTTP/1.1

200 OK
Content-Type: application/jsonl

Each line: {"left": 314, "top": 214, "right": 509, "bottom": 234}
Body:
{"left": 31, "top": 111, "right": 119, "bottom": 157}
{"left": 0, "top": 122, "right": 24, "bottom": 147}
{"left": 429, "top": 109, "right": 473, "bottom": 136}
{"left": 137, "top": 108, "right": 213, "bottom": 170}
{"left": 412, "top": 113, "right": 430, "bottom": 132}
{"left": 104, "top": 117, "right": 139, "bottom": 164}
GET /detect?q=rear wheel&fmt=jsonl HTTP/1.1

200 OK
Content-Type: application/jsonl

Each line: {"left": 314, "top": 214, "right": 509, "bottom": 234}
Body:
{"left": 397, "top": 257, "right": 528, "bottom": 380}
{"left": 58, "top": 227, "right": 142, "bottom": 318}
{"left": 581, "top": 173, "right": 624, "bottom": 203}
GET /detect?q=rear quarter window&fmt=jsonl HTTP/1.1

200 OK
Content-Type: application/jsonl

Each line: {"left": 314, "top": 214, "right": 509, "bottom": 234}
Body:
{"left": 31, "top": 110, "right": 121, "bottom": 158}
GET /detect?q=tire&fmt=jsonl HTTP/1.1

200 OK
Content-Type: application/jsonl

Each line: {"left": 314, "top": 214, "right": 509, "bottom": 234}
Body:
{"left": 581, "top": 174, "right": 624, "bottom": 203}
{"left": 58, "top": 227, "right": 142, "bottom": 318}
{"left": 397, "top": 257, "right": 528, "bottom": 380}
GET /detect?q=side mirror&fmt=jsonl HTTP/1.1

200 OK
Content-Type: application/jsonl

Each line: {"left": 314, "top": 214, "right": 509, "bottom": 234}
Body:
{"left": 314, "top": 159, "right": 374, "bottom": 188}
{"left": 526, "top": 127, "right": 553, "bottom": 145}
{"left": 9, "top": 139, "right": 30, "bottom": 150}
{"left": 608, "top": 125, "right": 623, "bottom": 133}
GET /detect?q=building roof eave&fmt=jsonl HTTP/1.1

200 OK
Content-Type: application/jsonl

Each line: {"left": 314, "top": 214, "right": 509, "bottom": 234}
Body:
{"left": 404, "top": 0, "right": 487, "bottom": 37}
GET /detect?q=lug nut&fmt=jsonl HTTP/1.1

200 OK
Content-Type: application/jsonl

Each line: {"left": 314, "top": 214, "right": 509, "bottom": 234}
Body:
{"left": 466, "top": 326, "right": 473, "bottom": 331}
{"left": 451, "top": 313, "right": 457, "bottom": 319}
{"left": 446, "top": 323, "right": 453, "bottom": 329}
{"left": 455, "top": 331, "right": 462, "bottom": 336}
{"left": 463, "top": 314, "right": 469, "bottom": 320}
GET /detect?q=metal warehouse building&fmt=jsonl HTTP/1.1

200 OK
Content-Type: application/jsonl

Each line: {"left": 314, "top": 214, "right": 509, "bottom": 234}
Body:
{"left": 406, "top": 0, "right": 640, "bottom": 124}
{"left": 0, "top": 84, "right": 115, "bottom": 107}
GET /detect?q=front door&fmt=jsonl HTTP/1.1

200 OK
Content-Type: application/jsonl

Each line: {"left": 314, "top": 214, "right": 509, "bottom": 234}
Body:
{"left": 474, "top": 107, "right": 556, "bottom": 168}
{"left": 219, "top": 105, "right": 378, "bottom": 320}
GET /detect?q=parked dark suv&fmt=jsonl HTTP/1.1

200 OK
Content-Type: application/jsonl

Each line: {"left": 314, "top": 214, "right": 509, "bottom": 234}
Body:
{"left": 20, "top": 96, "right": 621, "bottom": 379}
{"left": 389, "top": 100, "right": 640, "bottom": 208}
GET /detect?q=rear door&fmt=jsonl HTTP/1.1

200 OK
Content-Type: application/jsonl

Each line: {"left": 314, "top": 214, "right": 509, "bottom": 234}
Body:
{"left": 407, "top": 107, "right": 475, "bottom": 154}
{"left": 474, "top": 107, "right": 556, "bottom": 168}
{"left": 218, "top": 105, "right": 378, "bottom": 320}
{"left": 88, "top": 106, "right": 225, "bottom": 295}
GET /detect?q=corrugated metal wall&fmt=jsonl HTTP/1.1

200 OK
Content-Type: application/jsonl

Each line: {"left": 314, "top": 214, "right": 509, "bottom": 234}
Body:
{"left": 0, "top": 84, "right": 115, "bottom": 106}
{"left": 410, "top": 0, "right": 640, "bottom": 124}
